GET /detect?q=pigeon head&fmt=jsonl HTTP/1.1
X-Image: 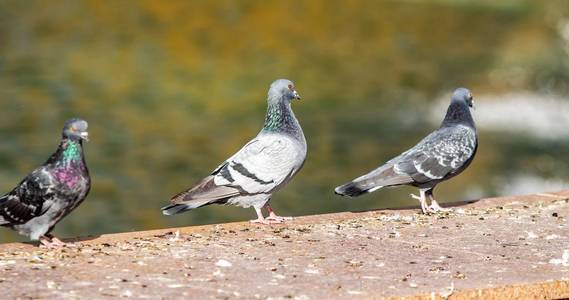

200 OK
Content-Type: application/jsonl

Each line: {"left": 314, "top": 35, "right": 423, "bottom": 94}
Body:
{"left": 442, "top": 88, "right": 476, "bottom": 128}
{"left": 452, "top": 88, "right": 474, "bottom": 109}
{"left": 62, "top": 118, "right": 89, "bottom": 141}
{"left": 268, "top": 79, "right": 301, "bottom": 102}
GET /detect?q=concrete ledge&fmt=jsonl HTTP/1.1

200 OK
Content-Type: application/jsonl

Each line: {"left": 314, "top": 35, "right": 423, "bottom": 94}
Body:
{"left": 0, "top": 191, "right": 568, "bottom": 299}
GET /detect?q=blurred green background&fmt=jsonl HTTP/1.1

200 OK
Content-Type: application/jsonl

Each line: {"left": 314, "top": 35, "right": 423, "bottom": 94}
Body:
{"left": 1, "top": 0, "right": 569, "bottom": 243}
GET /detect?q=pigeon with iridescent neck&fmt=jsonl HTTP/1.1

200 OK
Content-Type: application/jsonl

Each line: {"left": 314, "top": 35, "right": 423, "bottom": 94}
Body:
{"left": 0, "top": 119, "right": 91, "bottom": 247}
{"left": 335, "top": 88, "right": 477, "bottom": 214}
{"left": 162, "top": 79, "right": 307, "bottom": 224}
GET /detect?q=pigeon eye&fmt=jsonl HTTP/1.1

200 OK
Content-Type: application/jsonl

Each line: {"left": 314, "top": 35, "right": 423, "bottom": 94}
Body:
{"left": 288, "top": 84, "right": 293, "bottom": 90}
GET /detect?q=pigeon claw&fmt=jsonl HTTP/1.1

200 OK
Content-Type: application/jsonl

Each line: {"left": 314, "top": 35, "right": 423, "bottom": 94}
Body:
{"left": 249, "top": 218, "right": 283, "bottom": 225}
{"left": 39, "top": 234, "right": 74, "bottom": 249}
{"left": 39, "top": 236, "right": 64, "bottom": 249}
{"left": 266, "top": 214, "right": 293, "bottom": 223}
{"left": 263, "top": 203, "right": 293, "bottom": 223}
{"left": 427, "top": 200, "right": 452, "bottom": 213}
{"left": 410, "top": 193, "right": 421, "bottom": 200}
{"left": 410, "top": 193, "right": 430, "bottom": 214}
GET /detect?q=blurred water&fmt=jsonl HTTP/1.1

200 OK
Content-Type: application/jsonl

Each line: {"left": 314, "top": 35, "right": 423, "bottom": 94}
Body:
{"left": 0, "top": 0, "right": 568, "bottom": 243}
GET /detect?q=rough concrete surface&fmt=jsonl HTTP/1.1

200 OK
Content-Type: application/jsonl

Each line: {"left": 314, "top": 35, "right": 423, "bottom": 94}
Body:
{"left": 1, "top": 191, "right": 569, "bottom": 299}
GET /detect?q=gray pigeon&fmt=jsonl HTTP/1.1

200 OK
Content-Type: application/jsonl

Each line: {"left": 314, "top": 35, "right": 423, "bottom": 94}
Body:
{"left": 335, "top": 88, "right": 477, "bottom": 214}
{"left": 162, "top": 79, "right": 307, "bottom": 224}
{"left": 0, "top": 119, "right": 91, "bottom": 247}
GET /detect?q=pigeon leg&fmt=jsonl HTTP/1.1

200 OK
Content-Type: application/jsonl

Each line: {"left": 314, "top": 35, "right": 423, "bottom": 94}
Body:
{"left": 426, "top": 190, "right": 451, "bottom": 213}
{"left": 45, "top": 234, "right": 74, "bottom": 248}
{"left": 250, "top": 207, "right": 270, "bottom": 224}
{"left": 249, "top": 207, "right": 281, "bottom": 225}
{"left": 410, "top": 189, "right": 429, "bottom": 214}
{"left": 265, "top": 203, "right": 293, "bottom": 222}
{"left": 39, "top": 235, "right": 62, "bottom": 249}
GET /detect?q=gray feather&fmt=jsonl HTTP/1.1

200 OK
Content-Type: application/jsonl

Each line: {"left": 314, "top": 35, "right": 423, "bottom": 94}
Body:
{"left": 164, "top": 79, "right": 307, "bottom": 214}
{"left": 335, "top": 88, "right": 477, "bottom": 197}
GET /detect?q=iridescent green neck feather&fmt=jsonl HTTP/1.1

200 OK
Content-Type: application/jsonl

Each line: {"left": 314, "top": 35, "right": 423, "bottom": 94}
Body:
{"left": 261, "top": 96, "right": 304, "bottom": 142}
{"left": 263, "top": 101, "right": 288, "bottom": 132}
{"left": 62, "top": 140, "right": 83, "bottom": 163}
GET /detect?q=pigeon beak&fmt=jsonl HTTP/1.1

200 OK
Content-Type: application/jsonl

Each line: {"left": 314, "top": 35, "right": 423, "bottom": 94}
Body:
{"left": 471, "top": 100, "right": 476, "bottom": 111}
{"left": 80, "top": 131, "right": 89, "bottom": 142}
{"left": 293, "top": 90, "right": 301, "bottom": 100}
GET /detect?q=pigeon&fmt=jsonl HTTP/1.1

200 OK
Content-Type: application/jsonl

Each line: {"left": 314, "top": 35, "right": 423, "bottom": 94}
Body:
{"left": 335, "top": 88, "right": 477, "bottom": 214}
{"left": 162, "top": 79, "right": 307, "bottom": 224}
{"left": 0, "top": 118, "right": 91, "bottom": 247}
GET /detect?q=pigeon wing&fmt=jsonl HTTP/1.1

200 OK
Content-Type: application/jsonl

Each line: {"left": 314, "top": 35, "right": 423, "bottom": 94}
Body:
{"left": 0, "top": 168, "right": 55, "bottom": 225}
{"left": 171, "top": 134, "right": 302, "bottom": 205}
{"left": 394, "top": 125, "right": 477, "bottom": 183}
{"left": 219, "top": 134, "right": 301, "bottom": 193}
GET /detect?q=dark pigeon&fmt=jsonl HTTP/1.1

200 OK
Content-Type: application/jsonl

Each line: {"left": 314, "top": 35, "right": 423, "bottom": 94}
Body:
{"left": 162, "top": 79, "right": 307, "bottom": 224}
{"left": 0, "top": 119, "right": 91, "bottom": 247}
{"left": 335, "top": 88, "right": 477, "bottom": 214}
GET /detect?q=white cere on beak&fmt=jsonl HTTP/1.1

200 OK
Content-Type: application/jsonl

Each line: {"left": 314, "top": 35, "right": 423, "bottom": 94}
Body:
{"left": 80, "top": 132, "right": 89, "bottom": 141}
{"left": 293, "top": 90, "right": 301, "bottom": 100}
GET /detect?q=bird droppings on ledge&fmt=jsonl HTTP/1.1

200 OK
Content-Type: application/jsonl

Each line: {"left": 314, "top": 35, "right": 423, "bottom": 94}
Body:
{"left": 1, "top": 192, "right": 569, "bottom": 299}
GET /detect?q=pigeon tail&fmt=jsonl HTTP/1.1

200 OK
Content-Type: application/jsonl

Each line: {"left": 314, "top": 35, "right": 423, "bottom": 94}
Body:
{"left": 161, "top": 202, "right": 203, "bottom": 215}
{"left": 334, "top": 181, "right": 381, "bottom": 197}
{"left": 162, "top": 194, "right": 230, "bottom": 215}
